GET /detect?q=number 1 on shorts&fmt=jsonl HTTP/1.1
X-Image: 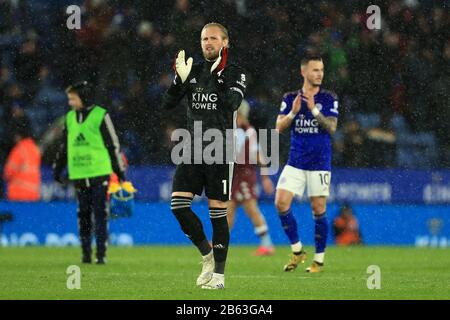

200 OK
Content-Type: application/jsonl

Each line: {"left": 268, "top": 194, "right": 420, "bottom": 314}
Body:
{"left": 222, "top": 179, "right": 227, "bottom": 195}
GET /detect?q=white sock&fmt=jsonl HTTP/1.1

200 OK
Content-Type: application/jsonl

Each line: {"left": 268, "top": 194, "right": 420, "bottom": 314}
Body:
{"left": 203, "top": 251, "right": 213, "bottom": 260}
{"left": 291, "top": 242, "right": 303, "bottom": 253}
{"left": 314, "top": 252, "right": 325, "bottom": 264}
{"left": 254, "top": 224, "right": 268, "bottom": 235}
{"left": 260, "top": 233, "right": 273, "bottom": 248}
{"left": 255, "top": 224, "right": 273, "bottom": 247}
{"left": 212, "top": 273, "right": 225, "bottom": 279}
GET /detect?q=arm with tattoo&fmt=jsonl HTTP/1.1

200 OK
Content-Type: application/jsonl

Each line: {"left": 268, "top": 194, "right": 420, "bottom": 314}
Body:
{"left": 313, "top": 112, "right": 338, "bottom": 135}
{"left": 302, "top": 92, "right": 338, "bottom": 135}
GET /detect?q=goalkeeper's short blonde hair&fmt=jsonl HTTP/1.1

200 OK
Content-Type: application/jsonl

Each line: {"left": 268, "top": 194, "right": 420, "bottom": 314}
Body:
{"left": 202, "top": 22, "right": 229, "bottom": 40}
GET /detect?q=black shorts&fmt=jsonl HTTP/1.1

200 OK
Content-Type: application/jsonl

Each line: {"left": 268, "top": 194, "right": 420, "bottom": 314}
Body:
{"left": 172, "top": 163, "right": 234, "bottom": 202}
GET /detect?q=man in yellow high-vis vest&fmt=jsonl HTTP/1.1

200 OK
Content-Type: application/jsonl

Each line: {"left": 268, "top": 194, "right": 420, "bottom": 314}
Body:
{"left": 53, "top": 81, "right": 134, "bottom": 264}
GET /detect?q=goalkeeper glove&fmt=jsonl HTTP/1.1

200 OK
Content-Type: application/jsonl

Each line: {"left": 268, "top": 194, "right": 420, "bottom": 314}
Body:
{"left": 210, "top": 47, "right": 228, "bottom": 75}
{"left": 121, "top": 181, "right": 137, "bottom": 193}
{"left": 109, "top": 181, "right": 136, "bottom": 219}
{"left": 174, "top": 50, "right": 193, "bottom": 84}
{"left": 108, "top": 181, "right": 137, "bottom": 194}
{"left": 108, "top": 182, "right": 121, "bottom": 194}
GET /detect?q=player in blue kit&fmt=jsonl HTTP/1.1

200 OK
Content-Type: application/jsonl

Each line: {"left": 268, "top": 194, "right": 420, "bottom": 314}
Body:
{"left": 275, "top": 55, "right": 338, "bottom": 273}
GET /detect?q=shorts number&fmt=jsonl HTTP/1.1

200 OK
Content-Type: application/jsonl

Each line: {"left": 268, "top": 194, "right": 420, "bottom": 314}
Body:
{"left": 222, "top": 179, "right": 227, "bottom": 195}
{"left": 319, "top": 173, "right": 330, "bottom": 186}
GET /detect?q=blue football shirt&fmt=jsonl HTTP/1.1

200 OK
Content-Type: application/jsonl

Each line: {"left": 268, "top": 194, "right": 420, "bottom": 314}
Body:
{"left": 279, "top": 88, "right": 339, "bottom": 171}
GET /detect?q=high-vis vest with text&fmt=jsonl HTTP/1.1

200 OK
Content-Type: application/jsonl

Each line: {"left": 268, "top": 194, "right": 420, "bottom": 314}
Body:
{"left": 67, "top": 106, "right": 112, "bottom": 180}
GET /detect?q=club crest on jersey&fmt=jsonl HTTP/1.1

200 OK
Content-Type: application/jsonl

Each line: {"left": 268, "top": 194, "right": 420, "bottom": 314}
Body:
{"left": 236, "top": 74, "right": 246, "bottom": 88}
{"left": 315, "top": 103, "right": 323, "bottom": 111}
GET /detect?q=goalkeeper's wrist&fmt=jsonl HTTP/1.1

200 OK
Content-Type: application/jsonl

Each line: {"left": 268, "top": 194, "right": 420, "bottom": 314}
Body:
{"left": 311, "top": 107, "right": 320, "bottom": 117}
{"left": 173, "top": 75, "right": 186, "bottom": 87}
{"left": 168, "top": 79, "right": 185, "bottom": 95}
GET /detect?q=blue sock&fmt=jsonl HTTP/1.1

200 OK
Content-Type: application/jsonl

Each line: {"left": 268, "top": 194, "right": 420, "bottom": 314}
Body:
{"left": 314, "top": 212, "right": 328, "bottom": 254}
{"left": 278, "top": 208, "right": 299, "bottom": 245}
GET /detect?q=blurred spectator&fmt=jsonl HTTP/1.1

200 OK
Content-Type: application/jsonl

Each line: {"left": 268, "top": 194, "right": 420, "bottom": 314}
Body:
{"left": 333, "top": 203, "right": 362, "bottom": 246}
{"left": 431, "top": 40, "right": 450, "bottom": 167}
{"left": 0, "top": 0, "right": 448, "bottom": 168}
{"left": 340, "top": 119, "right": 366, "bottom": 167}
{"left": 134, "top": 21, "right": 164, "bottom": 85}
{"left": 152, "top": 123, "right": 179, "bottom": 164}
{"left": 3, "top": 117, "right": 41, "bottom": 201}
{"left": 364, "top": 113, "right": 397, "bottom": 168}
{"left": 13, "top": 31, "right": 42, "bottom": 102}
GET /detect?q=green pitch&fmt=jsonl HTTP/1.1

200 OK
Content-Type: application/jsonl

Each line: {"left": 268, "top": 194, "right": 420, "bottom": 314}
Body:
{"left": 0, "top": 246, "right": 449, "bottom": 300}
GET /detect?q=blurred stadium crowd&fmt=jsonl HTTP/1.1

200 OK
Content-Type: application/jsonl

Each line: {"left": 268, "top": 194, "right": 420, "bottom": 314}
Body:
{"left": 0, "top": 0, "right": 449, "bottom": 175}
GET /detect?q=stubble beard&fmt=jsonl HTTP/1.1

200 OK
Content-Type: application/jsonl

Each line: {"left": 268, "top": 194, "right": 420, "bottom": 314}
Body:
{"left": 203, "top": 49, "right": 219, "bottom": 62}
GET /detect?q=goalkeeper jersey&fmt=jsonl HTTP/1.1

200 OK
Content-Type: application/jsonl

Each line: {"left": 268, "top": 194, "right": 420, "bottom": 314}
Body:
{"left": 162, "top": 60, "right": 247, "bottom": 164}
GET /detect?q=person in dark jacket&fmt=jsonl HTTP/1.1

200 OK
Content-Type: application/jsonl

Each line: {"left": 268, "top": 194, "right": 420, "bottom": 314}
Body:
{"left": 162, "top": 22, "right": 246, "bottom": 289}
